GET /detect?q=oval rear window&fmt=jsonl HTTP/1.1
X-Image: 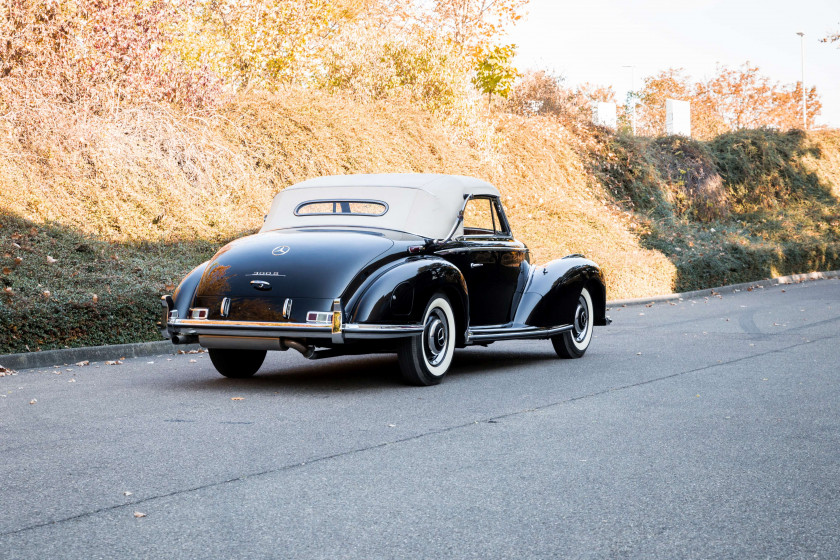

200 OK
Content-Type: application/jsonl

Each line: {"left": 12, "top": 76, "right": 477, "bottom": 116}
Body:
{"left": 295, "top": 200, "right": 388, "bottom": 216}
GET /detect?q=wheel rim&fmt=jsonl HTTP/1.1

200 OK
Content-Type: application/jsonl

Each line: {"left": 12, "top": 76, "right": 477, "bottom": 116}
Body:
{"left": 573, "top": 295, "right": 589, "bottom": 343}
{"left": 424, "top": 308, "right": 449, "bottom": 367}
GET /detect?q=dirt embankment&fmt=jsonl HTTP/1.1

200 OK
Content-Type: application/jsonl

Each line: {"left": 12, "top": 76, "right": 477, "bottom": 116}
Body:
{"left": 1, "top": 90, "right": 838, "bottom": 353}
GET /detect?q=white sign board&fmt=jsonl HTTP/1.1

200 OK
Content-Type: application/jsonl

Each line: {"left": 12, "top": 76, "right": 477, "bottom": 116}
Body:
{"left": 666, "top": 99, "right": 691, "bottom": 136}
{"left": 592, "top": 102, "right": 617, "bottom": 129}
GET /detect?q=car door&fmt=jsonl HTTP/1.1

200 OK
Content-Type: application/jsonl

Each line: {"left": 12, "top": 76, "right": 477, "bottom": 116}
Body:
{"left": 440, "top": 196, "right": 527, "bottom": 326}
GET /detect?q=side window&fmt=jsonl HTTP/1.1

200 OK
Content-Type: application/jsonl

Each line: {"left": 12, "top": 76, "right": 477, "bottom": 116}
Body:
{"left": 489, "top": 200, "right": 509, "bottom": 236}
{"left": 462, "top": 197, "right": 509, "bottom": 237}
{"left": 463, "top": 198, "right": 495, "bottom": 235}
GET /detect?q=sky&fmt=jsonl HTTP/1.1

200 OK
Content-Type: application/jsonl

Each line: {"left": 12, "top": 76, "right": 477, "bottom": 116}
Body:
{"left": 509, "top": 0, "right": 840, "bottom": 128}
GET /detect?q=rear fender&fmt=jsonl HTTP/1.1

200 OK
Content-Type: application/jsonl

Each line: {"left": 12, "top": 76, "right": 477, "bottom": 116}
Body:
{"left": 172, "top": 262, "right": 209, "bottom": 320}
{"left": 349, "top": 257, "right": 469, "bottom": 344}
{"left": 513, "top": 256, "right": 607, "bottom": 328}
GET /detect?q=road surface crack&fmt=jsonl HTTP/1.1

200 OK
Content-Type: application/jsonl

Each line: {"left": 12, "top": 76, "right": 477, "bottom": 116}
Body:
{"left": 2, "top": 331, "right": 836, "bottom": 538}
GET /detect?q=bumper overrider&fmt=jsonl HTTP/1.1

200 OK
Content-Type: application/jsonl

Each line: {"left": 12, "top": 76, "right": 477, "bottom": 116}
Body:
{"left": 160, "top": 295, "right": 423, "bottom": 346}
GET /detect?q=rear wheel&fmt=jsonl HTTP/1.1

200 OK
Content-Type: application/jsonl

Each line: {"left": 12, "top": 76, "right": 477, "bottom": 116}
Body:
{"left": 397, "top": 294, "right": 456, "bottom": 386}
{"left": 552, "top": 287, "right": 593, "bottom": 359}
{"left": 208, "top": 348, "right": 267, "bottom": 378}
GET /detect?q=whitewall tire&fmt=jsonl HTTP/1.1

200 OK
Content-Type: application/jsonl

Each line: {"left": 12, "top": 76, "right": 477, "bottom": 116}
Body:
{"left": 397, "top": 294, "right": 457, "bottom": 385}
{"left": 552, "top": 287, "right": 593, "bottom": 359}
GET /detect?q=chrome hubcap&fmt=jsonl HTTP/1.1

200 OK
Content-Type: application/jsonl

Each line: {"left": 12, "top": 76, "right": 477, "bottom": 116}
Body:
{"left": 573, "top": 295, "right": 589, "bottom": 343}
{"left": 424, "top": 309, "right": 449, "bottom": 367}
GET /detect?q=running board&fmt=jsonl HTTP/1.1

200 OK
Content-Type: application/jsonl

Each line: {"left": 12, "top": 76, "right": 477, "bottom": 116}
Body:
{"left": 466, "top": 324, "right": 573, "bottom": 343}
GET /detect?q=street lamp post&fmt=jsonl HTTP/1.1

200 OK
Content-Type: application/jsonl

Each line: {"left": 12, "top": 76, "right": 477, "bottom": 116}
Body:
{"left": 796, "top": 31, "right": 806, "bottom": 130}
{"left": 623, "top": 65, "right": 636, "bottom": 135}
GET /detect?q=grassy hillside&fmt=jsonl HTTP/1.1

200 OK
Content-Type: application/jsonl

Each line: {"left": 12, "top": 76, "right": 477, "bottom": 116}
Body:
{"left": 1, "top": 90, "right": 839, "bottom": 354}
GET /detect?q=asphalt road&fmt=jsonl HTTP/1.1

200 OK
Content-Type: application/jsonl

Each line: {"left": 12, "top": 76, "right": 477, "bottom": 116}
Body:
{"left": 1, "top": 279, "right": 839, "bottom": 559}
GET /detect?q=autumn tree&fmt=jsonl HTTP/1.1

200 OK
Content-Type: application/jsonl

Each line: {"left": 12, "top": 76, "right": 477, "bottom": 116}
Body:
{"left": 171, "top": 0, "right": 376, "bottom": 90}
{"left": 506, "top": 70, "right": 585, "bottom": 120}
{"left": 428, "top": 0, "right": 528, "bottom": 50}
{"left": 0, "top": 0, "right": 216, "bottom": 109}
{"left": 635, "top": 64, "right": 821, "bottom": 139}
{"left": 472, "top": 43, "right": 519, "bottom": 103}
{"left": 636, "top": 68, "right": 695, "bottom": 136}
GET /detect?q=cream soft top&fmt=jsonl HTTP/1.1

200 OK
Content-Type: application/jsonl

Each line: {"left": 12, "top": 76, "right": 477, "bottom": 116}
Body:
{"left": 260, "top": 174, "right": 500, "bottom": 239}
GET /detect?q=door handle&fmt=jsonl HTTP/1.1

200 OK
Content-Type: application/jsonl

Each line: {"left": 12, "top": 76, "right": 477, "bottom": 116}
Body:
{"left": 470, "top": 263, "right": 483, "bottom": 268}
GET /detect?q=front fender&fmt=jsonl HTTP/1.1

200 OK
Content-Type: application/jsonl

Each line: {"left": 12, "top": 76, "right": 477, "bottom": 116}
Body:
{"left": 513, "top": 256, "right": 607, "bottom": 328}
{"left": 349, "top": 257, "right": 469, "bottom": 343}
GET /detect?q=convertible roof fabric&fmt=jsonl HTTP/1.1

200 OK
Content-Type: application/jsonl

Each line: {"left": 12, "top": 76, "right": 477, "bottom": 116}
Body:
{"left": 261, "top": 174, "right": 500, "bottom": 239}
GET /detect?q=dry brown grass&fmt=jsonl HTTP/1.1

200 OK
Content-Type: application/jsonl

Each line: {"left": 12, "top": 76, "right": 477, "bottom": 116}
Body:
{"left": 1, "top": 88, "right": 684, "bottom": 300}
{"left": 807, "top": 130, "right": 840, "bottom": 200}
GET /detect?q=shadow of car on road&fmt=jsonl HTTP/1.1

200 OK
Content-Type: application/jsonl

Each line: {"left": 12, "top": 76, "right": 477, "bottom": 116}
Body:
{"left": 169, "top": 346, "right": 561, "bottom": 393}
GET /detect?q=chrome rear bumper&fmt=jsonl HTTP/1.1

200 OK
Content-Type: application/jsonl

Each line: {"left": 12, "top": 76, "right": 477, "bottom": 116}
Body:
{"left": 165, "top": 318, "right": 424, "bottom": 343}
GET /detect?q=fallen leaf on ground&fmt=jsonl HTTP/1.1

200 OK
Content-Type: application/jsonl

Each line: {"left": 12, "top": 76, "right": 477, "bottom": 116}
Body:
{"left": 75, "top": 361, "right": 89, "bottom": 367}
{"left": 105, "top": 360, "right": 123, "bottom": 366}
{"left": 124, "top": 491, "right": 133, "bottom": 496}
{"left": 189, "top": 359, "right": 197, "bottom": 363}
{"left": 133, "top": 512, "right": 146, "bottom": 518}
{"left": 29, "top": 399, "right": 37, "bottom": 405}
{"left": 46, "top": 256, "right": 57, "bottom": 264}
{"left": 231, "top": 397, "right": 244, "bottom": 401}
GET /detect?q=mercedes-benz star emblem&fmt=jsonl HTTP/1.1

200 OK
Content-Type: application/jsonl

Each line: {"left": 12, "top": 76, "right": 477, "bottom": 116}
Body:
{"left": 272, "top": 246, "right": 290, "bottom": 256}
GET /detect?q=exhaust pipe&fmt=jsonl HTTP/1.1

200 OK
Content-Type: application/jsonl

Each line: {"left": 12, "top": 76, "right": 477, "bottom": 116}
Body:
{"left": 172, "top": 334, "right": 198, "bottom": 345}
{"left": 281, "top": 339, "right": 315, "bottom": 359}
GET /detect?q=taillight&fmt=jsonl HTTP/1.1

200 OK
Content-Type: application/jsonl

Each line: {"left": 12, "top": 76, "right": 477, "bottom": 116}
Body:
{"left": 306, "top": 311, "right": 332, "bottom": 324}
{"left": 189, "top": 308, "right": 209, "bottom": 319}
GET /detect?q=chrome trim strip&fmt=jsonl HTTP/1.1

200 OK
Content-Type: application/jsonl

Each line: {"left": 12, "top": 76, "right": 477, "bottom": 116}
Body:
{"left": 168, "top": 319, "right": 424, "bottom": 341}
{"left": 436, "top": 246, "right": 526, "bottom": 255}
{"left": 174, "top": 319, "right": 325, "bottom": 329}
{"left": 342, "top": 324, "right": 424, "bottom": 339}
{"left": 467, "top": 324, "right": 573, "bottom": 342}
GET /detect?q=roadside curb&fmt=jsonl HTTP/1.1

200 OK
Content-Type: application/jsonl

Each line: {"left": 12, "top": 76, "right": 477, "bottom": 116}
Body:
{"left": 606, "top": 270, "right": 840, "bottom": 308}
{"left": 2, "top": 270, "right": 838, "bottom": 373}
{"left": 0, "top": 340, "right": 200, "bottom": 372}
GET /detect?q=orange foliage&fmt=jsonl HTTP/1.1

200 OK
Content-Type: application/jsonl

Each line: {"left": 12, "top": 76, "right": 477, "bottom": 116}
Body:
{"left": 0, "top": 0, "right": 219, "bottom": 111}
{"left": 437, "top": 0, "right": 527, "bottom": 47}
{"left": 636, "top": 64, "right": 822, "bottom": 139}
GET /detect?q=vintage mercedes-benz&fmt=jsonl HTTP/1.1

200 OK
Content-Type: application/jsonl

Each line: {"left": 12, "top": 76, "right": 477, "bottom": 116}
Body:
{"left": 160, "top": 174, "right": 610, "bottom": 385}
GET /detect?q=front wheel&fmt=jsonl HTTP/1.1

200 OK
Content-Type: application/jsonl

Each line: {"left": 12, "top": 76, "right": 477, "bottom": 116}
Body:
{"left": 552, "top": 287, "right": 594, "bottom": 359}
{"left": 208, "top": 348, "right": 267, "bottom": 378}
{"left": 397, "top": 294, "right": 457, "bottom": 386}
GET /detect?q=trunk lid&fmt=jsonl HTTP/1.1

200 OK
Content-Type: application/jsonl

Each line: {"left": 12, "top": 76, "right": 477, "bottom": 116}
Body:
{"left": 195, "top": 229, "right": 395, "bottom": 301}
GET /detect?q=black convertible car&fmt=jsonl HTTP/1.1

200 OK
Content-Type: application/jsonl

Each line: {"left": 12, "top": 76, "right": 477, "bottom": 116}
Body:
{"left": 161, "top": 174, "right": 609, "bottom": 385}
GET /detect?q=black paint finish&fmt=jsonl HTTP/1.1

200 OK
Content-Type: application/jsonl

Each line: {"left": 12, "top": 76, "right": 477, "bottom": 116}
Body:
{"left": 166, "top": 196, "right": 608, "bottom": 348}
